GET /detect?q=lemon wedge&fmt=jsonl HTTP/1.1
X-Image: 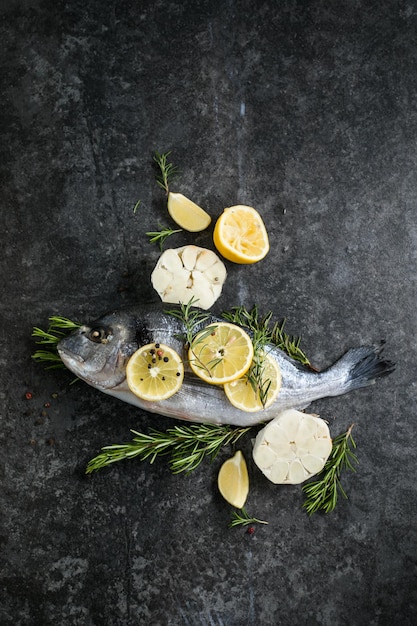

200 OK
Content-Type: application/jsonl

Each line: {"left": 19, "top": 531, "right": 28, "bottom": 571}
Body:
{"left": 252, "top": 410, "right": 333, "bottom": 484}
{"left": 213, "top": 205, "right": 269, "bottom": 264}
{"left": 188, "top": 322, "right": 254, "bottom": 385}
{"left": 218, "top": 450, "right": 249, "bottom": 509}
{"left": 167, "top": 192, "right": 212, "bottom": 232}
{"left": 126, "top": 343, "right": 184, "bottom": 401}
{"left": 224, "top": 352, "right": 282, "bottom": 412}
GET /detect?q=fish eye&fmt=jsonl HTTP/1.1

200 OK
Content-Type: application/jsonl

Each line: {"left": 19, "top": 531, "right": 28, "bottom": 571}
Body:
{"left": 88, "top": 327, "right": 108, "bottom": 343}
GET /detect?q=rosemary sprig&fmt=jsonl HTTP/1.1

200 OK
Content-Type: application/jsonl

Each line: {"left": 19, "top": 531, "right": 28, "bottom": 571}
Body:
{"left": 222, "top": 306, "right": 277, "bottom": 407}
{"left": 153, "top": 150, "right": 179, "bottom": 195}
{"left": 223, "top": 305, "right": 310, "bottom": 366}
{"left": 86, "top": 423, "right": 252, "bottom": 475}
{"left": 166, "top": 299, "right": 221, "bottom": 378}
{"left": 165, "top": 297, "right": 211, "bottom": 346}
{"left": 229, "top": 507, "right": 269, "bottom": 528}
{"left": 302, "top": 425, "right": 358, "bottom": 515}
{"left": 32, "top": 316, "right": 81, "bottom": 369}
{"left": 146, "top": 225, "right": 182, "bottom": 250}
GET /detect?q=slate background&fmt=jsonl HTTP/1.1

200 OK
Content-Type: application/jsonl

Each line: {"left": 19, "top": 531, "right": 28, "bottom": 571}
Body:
{"left": 1, "top": 1, "right": 416, "bottom": 625}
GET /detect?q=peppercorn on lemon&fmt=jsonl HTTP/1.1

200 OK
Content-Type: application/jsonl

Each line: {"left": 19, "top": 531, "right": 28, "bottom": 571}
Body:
{"left": 126, "top": 343, "right": 184, "bottom": 401}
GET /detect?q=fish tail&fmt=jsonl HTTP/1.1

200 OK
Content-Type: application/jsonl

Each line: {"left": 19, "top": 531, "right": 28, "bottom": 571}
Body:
{"left": 336, "top": 344, "right": 395, "bottom": 392}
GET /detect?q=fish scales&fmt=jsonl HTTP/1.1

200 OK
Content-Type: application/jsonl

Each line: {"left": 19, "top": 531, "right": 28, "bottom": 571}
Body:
{"left": 57, "top": 303, "right": 395, "bottom": 427}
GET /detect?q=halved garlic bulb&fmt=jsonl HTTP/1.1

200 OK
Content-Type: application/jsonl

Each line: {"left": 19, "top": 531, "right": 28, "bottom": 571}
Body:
{"left": 252, "top": 409, "right": 333, "bottom": 484}
{"left": 151, "top": 245, "right": 227, "bottom": 310}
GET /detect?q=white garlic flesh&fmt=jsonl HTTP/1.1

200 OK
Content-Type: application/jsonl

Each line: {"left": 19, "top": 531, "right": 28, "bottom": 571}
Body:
{"left": 252, "top": 409, "right": 333, "bottom": 484}
{"left": 151, "top": 245, "right": 227, "bottom": 310}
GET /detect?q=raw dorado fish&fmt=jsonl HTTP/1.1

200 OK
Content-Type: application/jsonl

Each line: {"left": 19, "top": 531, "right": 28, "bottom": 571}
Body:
{"left": 57, "top": 303, "right": 394, "bottom": 427}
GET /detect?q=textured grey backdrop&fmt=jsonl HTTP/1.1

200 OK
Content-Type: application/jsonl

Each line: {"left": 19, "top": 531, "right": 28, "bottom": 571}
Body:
{"left": 1, "top": 1, "right": 416, "bottom": 625}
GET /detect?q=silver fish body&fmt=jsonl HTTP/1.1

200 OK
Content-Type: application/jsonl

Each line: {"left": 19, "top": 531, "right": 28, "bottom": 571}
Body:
{"left": 57, "top": 303, "right": 394, "bottom": 427}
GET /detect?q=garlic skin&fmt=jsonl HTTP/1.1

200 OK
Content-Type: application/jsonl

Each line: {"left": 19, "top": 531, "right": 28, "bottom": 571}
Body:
{"left": 252, "top": 409, "right": 333, "bottom": 484}
{"left": 151, "top": 245, "right": 227, "bottom": 310}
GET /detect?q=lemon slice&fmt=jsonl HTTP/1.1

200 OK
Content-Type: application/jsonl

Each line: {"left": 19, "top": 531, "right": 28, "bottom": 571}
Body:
{"left": 252, "top": 410, "right": 333, "bottom": 484}
{"left": 213, "top": 205, "right": 270, "bottom": 264}
{"left": 167, "top": 192, "right": 212, "bottom": 232}
{"left": 126, "top": 343, "right": 184, "bottom": 401}
{"left": 218, "top": 450, "right": 249, "bottom": 509}
{"left": 188, "top": 322, "right": 254, "bottom": 385}
{"left": 224, "top": 352, "right": 282, "bottom": 412}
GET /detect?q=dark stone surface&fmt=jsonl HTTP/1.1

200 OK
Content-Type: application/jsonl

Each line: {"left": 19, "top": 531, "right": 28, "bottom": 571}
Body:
{"left": 1, "top": 1, "right": 416, "bottom": 624}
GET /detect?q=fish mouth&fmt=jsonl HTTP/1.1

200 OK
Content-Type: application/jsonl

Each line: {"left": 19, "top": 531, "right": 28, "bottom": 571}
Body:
{"left": 57, "top": 346, "right": 85, "bottom": 364}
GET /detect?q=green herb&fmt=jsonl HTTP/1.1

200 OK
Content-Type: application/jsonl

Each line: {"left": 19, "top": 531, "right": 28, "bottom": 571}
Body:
{"left": 222, "top": 305, "right": 308, "bottom": 407}
{"left": 302, "top": 425, "right": 358, "bottom": 515}
{"left": 133, "top": 199, "right": 142, "bottom": 213}
{"left": 165, "top": 297, "right": 211, "bottom": 346}
{"left": 229, "top": 507, "right": 269, "bottom": 528}
{"left": 86, "top": 423, "right": 252, "bottom": 475}
{"left": 153, "top": 150, "right": 179, "bottom": 195}
{"left": 166, "top": 298, "right": 221, "bottom": 378}
{"left": 223, "top": 305, "right": 310, "bottom": 366}
{"left": 32, "top": 316, "right": 81, "bottom": 369}
{"left": 146, "top": 225, "right": 182, "bottom": 250}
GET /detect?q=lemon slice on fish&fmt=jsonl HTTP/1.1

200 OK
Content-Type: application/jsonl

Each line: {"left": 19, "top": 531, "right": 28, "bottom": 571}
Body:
{"left": 126, "top": 343, "right": 184, "bottom": 401}
{"left": 168, "top": 192, "right": 212, "bottom": 232}
{"left": 189, "top": 322, "right": 254, "bottom": 385}
{"left": 218, "top": 450, "right": 249, "bottom": 509}
{"left": 224, "top": 352, "right": 282, "bottom": 412}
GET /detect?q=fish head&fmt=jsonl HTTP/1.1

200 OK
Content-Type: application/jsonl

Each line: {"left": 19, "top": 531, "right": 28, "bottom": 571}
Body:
{"left": 57, "top": 310, "right": 139, "bottom": 389}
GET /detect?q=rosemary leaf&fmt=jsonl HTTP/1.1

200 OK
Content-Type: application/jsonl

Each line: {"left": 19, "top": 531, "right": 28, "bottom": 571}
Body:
{"left": 229, "top": 507, "right": 268, "bottom": 528}
{"left": 223, "top": 304, "right": 310, "bottom": 366}
{"left": 153, "top": 150, "right": 179, "bottom": 194}
{"left": 32, "top": 316, "right": 81, "bottom": 369}
{"left": 85, "top": 423, "right": 252, "bottom": 475}
{"left": 302, "top": 425, "right": 358, "bottom": 515}
{"left": 146, "top": 226, "right": 182, "bottom": 250}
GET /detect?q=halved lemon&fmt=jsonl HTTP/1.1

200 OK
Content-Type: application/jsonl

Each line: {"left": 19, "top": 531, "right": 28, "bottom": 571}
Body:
{"left": 213, "top": 205, "right": 269, "bottom": 264}
{"left": 126, "top": 343, "right": 184, "bottom": 401}
{"left": 218, "top": 450, "right": 249, "bottom": 509}
{"left": 224, "top": 352, "right": 282, "bottom": 412}
{"left": 167, "top": 192, "right": 212, "bottom": 232}
{"left": 188, "top": 322, "right": 254, "bottom": 385}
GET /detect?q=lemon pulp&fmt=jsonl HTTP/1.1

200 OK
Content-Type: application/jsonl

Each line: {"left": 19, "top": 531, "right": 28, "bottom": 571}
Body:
{"left": 188, "top": 322, "right": 254, "bottom": 385}
{"left": 213, "top": 205, "right": 269, "bottom": 264}
{"left": 224, "top": 352, "right": 282, "bottom": 412}
{"left": 126, "top": 343, "right": 184, "bottom": 401}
